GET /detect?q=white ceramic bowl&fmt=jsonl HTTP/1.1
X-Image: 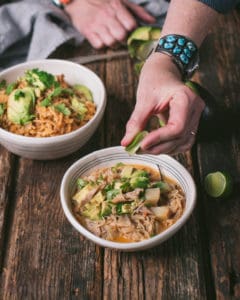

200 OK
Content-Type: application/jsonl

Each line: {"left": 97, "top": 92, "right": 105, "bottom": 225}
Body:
{"left": 60, "top": 146, "right": 196, "bottom": 251}
{"left": 0, "top": 59, "right": 106, "bottom": 160}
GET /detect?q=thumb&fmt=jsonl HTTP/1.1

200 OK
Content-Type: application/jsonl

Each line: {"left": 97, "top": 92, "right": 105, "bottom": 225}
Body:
{"left": 121, "top": 106, "right": 151, "bottom": 146}
{"left": 124, "top": 1, "right": 156, "bottom": 24}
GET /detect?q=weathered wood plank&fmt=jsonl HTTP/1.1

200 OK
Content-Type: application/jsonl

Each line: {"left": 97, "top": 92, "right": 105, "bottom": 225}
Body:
{"left": 0, "top": 147, "right": 17, "bottom": 271}
{"left": 197, "top": 10, "right": 240, "bottom": 300}
{"left": 103, "top": 48, "right": 136, "bottom": 147}
{"left": 0, "top": 156, "right": 103, "bottom": 299}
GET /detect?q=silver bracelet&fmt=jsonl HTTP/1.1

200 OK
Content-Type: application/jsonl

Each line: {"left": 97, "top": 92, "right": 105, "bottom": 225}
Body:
{"left": 155, "top": 34, "right": 199, "bottom": 79}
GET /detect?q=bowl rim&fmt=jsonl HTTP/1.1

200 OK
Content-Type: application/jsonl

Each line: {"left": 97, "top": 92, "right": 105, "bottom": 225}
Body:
{"left": 0, "top": 59, "right": 106, "bottom": 142}
{"left": 60, "top": 146, "right": 197, "bottom": 250}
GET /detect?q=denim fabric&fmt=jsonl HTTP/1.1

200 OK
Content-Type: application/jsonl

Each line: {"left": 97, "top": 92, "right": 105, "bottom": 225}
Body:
{"left": 199, "top": 0, "right": 240, "bottom": 13}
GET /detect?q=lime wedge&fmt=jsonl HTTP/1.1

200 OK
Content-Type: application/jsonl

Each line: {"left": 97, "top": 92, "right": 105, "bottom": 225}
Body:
{"left": 204, "top": 171, "right": 233, "bottom": 198}
{"left": 125, "top": 131, "right": 148, "bottom": 155}
{"left": 185, "top": 81, "right": 200, "bottom": 96}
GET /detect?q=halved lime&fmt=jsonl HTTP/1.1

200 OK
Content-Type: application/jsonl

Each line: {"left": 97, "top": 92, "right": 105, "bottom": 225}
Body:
{"left": 204, "top": 171, "right": 233, "bottom": 198}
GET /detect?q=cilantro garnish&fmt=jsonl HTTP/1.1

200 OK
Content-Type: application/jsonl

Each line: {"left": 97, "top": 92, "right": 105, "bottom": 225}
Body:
{"left": 6, "top": 83, "right": 17, "bottom": 95}
{"left": 40, "top": 87, "right": 73, "bottom": 107}
{"left": 0, "top": 80, "right": 6, "bottom": 89}
{"left": 0, "top": 103, "right": 5, "bottom": 116}
{"left": 25, "top": 68, "right": 55, "bottom": 89}
{"left": 14, "top": 90, "right": 25, "bottom": 100}
{"left": 40, "top": 97, "right": 52, "bottom": 107}
{"left": 53, "top": 103, "right": 71, "bottom": 116}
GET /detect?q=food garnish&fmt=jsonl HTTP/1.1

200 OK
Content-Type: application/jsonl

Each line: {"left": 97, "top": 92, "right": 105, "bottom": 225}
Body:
{"left": 72, "top": 163, "right": 185, "bottom": 243}
{"left": 0, "top": 68, "right": 96, "bottom": 137}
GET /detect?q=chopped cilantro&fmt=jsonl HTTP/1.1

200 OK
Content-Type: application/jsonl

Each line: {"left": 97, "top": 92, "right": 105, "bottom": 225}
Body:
{"left": 40, "top": 87, "right": 73, "bottom": 107}
{"left": 77, "top": 178, "right": 88, "bottom": 189}
{"left": 0, "top": 103, "right": 5, "bottom": 116}
{"left": 120, "top": 181, "right": 131, "bottom": 193}
{"left": 40, "top": 97, "right": 51, "bottom": 107}
{"left": 106, "top": 189, "right": 120, "bottom": 201}
{"left": 51, "top": 87, "right": 73, "bottom": 98}
{"left": 6, "top": 82, "right": 17, "bottom": 95}
{"left": 53, "top": 81, "right": 60, "bottom": 88}
{"left": 19, "top": 114, "right": 35, "bottom": 125}
{"left": 54, "top": 103, "right": 71, "bottom": 116}
{"left": 0, "top": 80, "right": 6, "bottom": 89}
{"left": 104, "top": 183, "right": 114, "bottom": 193}
{"left": 25, "top": 68, "right": 55, "bottom": 89}
{"left": 14, "top": 90, "right": 25, "bottom": 100}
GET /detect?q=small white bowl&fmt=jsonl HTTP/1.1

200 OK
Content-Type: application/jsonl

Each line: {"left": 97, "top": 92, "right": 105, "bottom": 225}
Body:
{"left": 60, "top": 146, "right": 196, "bottom": 251}
{"left": 0, "top": 59, "right": 106, "bottom": 160}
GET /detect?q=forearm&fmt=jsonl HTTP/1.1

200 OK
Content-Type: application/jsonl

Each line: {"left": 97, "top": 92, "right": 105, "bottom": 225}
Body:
{"left": 161, "top": 0, "right": 219, "bottom": 47}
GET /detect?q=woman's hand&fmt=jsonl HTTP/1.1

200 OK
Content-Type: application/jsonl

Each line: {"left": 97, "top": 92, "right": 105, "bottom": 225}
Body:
{"left": 65, "top": 0, "right": 155, "bottom": 49}
{"left": 121, "top": 53, "right": 205, "bottom": 155}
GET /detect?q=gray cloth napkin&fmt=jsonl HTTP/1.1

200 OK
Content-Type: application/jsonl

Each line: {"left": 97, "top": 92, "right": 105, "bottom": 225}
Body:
{"left": 0, "top": 0, "right": 168, "bottom": 71}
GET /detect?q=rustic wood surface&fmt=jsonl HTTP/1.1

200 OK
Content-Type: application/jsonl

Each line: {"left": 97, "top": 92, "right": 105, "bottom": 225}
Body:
{"left": 0, "top": 9, "right": 240, "bottom": 300}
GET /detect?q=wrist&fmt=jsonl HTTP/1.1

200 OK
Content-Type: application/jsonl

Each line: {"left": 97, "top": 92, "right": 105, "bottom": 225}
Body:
{"left": 154, "top": 34, "right": 199, "bottom": 80}
{"left": 147, "top": 52, "right": 183, "bottom": 81}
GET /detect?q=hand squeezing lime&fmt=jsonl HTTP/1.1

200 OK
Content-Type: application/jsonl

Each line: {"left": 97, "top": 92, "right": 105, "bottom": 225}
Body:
{"left": 204, "top": 171, "right": 233, "bottom": 199}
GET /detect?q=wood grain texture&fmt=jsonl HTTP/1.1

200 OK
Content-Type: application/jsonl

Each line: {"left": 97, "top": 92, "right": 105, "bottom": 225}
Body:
{"left": 0, "top": 157, "right": 103, "bottom": 299}
{"left": 197, "top": 10, "right": 240, "bottom": 300}
{"left": 0, "top": 147, "right": 17, "bottom": 271}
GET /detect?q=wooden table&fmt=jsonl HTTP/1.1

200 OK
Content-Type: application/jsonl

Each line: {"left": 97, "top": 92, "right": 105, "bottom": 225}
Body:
{"left": 1, "top": 9, "right": 240, "bottom": 300}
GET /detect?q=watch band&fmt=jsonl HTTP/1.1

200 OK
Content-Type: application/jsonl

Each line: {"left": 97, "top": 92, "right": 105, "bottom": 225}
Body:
{"left": 155, "top": 34, "right": 199, "bottom": 79}
{"left": 51, "top": 0, "right": 72, "bottom": 9}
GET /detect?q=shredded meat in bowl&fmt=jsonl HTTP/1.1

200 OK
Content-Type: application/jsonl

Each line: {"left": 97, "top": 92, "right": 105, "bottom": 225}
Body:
{"left": 72, "top": 163, "right": 186, "bottom": 243}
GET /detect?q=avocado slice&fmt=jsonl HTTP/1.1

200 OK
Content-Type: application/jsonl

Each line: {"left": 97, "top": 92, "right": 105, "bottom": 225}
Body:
{"left": 127, "top": 26, "right": 161, "bottom": 60}
{"left": 127, "top": 26, "right": 152, "bottom": 46}
{"left": 121, "top": 165, "right": 134, "bottom": 178}
{"left": 101, "top": 201, "right": 112, "bottom": 217}
{"left": 73, "top": 84, "right": 93, "bottom": 102}
{"left": 82, "top": 191, "right": 104, "bottom": 220}
{"left": 71, "top": 96, "right": 88, "bottom": 118}
{"left": 150, "top": 28, "right": 161, "bottom": 40}
{"left": 135, "top": 40, "right": 158, "bottom": 61}
{"left": 7, "top": 87, "right": 35, "bottom": 125}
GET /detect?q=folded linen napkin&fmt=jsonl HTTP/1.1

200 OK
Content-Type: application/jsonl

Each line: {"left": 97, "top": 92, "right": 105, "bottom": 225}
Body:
{"left": 0, "top": 0, "right": 168, "bottom": 70}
